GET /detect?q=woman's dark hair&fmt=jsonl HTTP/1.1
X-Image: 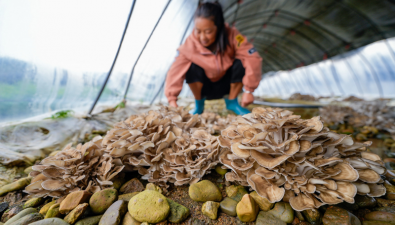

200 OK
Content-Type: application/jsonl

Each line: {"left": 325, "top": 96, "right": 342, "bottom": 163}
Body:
{"left": 195, "top": 2, "right": 229, "bottom": 55}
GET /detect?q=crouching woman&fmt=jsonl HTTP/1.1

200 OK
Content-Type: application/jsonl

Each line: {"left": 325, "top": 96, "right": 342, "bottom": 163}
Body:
{"left": 164, "top": 2, "right": 262, "bottom": 115}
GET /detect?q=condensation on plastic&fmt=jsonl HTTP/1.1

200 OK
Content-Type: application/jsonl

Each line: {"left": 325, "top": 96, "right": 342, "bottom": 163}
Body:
{"left": 255, "top": 38, "right": 395, "bottom": 99}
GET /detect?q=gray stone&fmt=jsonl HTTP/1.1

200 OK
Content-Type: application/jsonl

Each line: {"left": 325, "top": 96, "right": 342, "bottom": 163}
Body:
{"left": 30, "top": 218, "right": 70, "bottom": 225}
{"left": 75, "top": 215, "right": 102, "bottom": 225}
{"left": 268, "top": 202, "right": 294, "bottom": 224}
{"left": 256, "top": 211, "right": 286, "bottom": 225}
{"left": 219, "top": 197, "right": 237, "bottom": 217}
{"left": 0, "top": 202, "right": 9, "bottom": 217}
{"left": 7, "top": 212, "right": 43, "bottom": 225}
{"left": 99, "top": 200, "right": 127, "bottom": 225}
{"left": 4, "top": 208, "right": 37, "bottom": 225}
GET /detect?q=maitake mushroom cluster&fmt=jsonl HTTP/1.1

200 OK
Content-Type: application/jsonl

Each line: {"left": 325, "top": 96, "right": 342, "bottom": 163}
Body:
{"left": 320, "top": 100, "right": 395, "bottom": 137}
{"left": 25, "top": 107, "right": 222, "bottom": 197}
{"left": 218, "top": 107, "right": 386, "bottom": 211}
{"left": 24, "top": 136, "right": 124, "bottom": 197}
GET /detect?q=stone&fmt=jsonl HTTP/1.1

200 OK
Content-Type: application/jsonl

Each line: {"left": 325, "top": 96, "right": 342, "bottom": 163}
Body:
{"left": 145, "top": 183, "right": 162, "bottom": 194}
{"left": 362, "top": 221, "right": 393, "bottom": 225}
{"left": 236, "top": 194, "right": 259, "bottom": 223}
{"left": 167, "top": 198, "right": 190, "bottom": 223}
{"left": 268, "top": 202, "right": 294, "bottom": 224}
{"left": 0, "top": 178, "right": 31, "bottom": 196}
{"left": 322, "top": 206, "right": 361, "bottom": 225}
{"left": 385, "top": 181, "right": 395, "bottom": 200}
{"left": 4, "top": 208, "right": 37, "bottom": 225}
{"left": 355, "top": 195, "right": 376, "bottom": 209}
{"left": 256, "top": 211, "right": 286, "bottom": 225}
{"left": 39, "top": 201, "right": 56, "bottom": 215}
{"left": 0, "top": 202, "right": 9, "bottom": 217}
{"left": 118, "top": 192, "right": 139, "bottom": 202}
{"left": 7, "top": 212, "right": 43, "bottom": 225}
{"left": 45, "top": 203, "right": 61, "bottom": 219}
{"left": 30, "top": 218, "right": 70, "bottom": 225}
{"left": 225, "top": 185, "right": 248, "bottom": 202}
{"left": 23, "top": 197, "right": 44, "bottom": 209}
{"left": 1, "top": 204, "right": 23, "bottom": 223}
{"left": 89, "top": 188, "right": 118, "bottom": 214}
{"left": 202, "top": 201, "right": 220, "bottom": 220}
{"left": 119, "top": 178, "right": 144, "bottom": 194}
{"left": 128, "top": 190, "right": 170, "bottom": 223}
{"left": 219, "top": 197, "right": 237, "bottom": 217}
{"left": 296, "top": 211, "right": 305, "bottom": 221}
{"left": 189, "top": 180, "right": 222, "bottom": 202}
{"left": 375, "top": 206, "right": 395, "bottom": 214}
{"left": 64, "top": 203, "right": 89, "bottom": 224}
{"left": 302, "top": 209, "right": 322, "bottom": 225}
{"left": 59, "top": 191, "right": 91, "bottom": 214}
{"left": 215, "top": 165, "right": 228, "bottom": 176}
{"left": 23, "top": 167, "right": 33, "bottom": 175}
{"left": 99, "top": 200, "right": 127, "bottom": 225}
{"left": 111, "top": 174, "right": 125, "bottom": 190}
{"left": 121, "top": 213, "right": 140, "bottom": 225}
{"left": 75, "top": 215, "right": 102, "bottom": 225}
{"left": 250, "top": 191, "right": 274, "bottom": 211}
{"left": 365, "top": 211, "right": 395, "bottom": 223}
{"left": 377, "top": 198, "right": 395, "bottom": 208}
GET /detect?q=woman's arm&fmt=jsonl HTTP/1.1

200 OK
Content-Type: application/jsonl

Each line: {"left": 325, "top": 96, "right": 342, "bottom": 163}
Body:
{"left": 165, "top": 53, "right": 192, "bottom": 106}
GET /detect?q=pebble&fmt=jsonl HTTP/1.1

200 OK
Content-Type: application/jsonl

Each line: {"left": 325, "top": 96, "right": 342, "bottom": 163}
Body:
{"left": 89, "top": 188, "right": 118, "bottom": 214}
{"left": 75, "top": 215, "right": 102, "bottom": 225}
{"left": 219, "top": 197, "right": 237, "bottom": 217}
{"left": 236, "top": 194, "right": 259, "bottom": 223}
{"left": 4, "top": 208, "right": 37, "bottom": 225}
{"left": 385, "top": 181, "right": 395, "bottom": 200}
{"left": 377, "top": 198, "right": 395, "bottom": 208}
{"left": 355, "top": 195, "right": 377, "bottom": 209}
{"left": 59, "top": 191, "right": 91, "bottom": 214}
{"left": 255, "top": 211, "right": 286, "bottom": 225}
{"left": 0, "top": 178, "right": 31, "bottom": 196}
{"left": 128, "top": 191, "right": 169, "bottom": 223}
{"left": 23, "top": 197, "right": 43, "bottom": 209}
{"left": 119, "top": 178, "right": 144, "bottom": 194}
{"left": 121, "top": 213, "right": 140, "bottom": 225}
{"left": 64, "top": 203, "right": 89, "bottom": 224}
{"left": 112, "top": 174, "right": 125, "bottom": 190}
{"left": 39, "top": 201, "right": 56, "bottom": 215}
{"left": 7, "top": 212, "right": 43, "bottom": 225}
{"left": 322, "top": 206, "right": 361, "bottom": 225}
{"left": 118, "top": 192, "right": 139, "bottom": 202}
{"left": 215, "top": 165, "right": 228, "bottom": 176}
{"left": 362, "top": 221, "right": 393, "bottom": 225}
{"left": 375, "top": 206, "right": 395, "bottom": 214}
{"left": 202, "top": 201, "right": 220, "bottom": 220}
{"left": 189, "top": 180, "right": 222, "bottom": 202}
{"left": 250, "top": 191, "right": 274, "bottom": 211}
{"left": 0, "top": 202, "right": 9, "bottom": 217}
{"left": 365, "top": 211, "right": 395, "bottom": 223}
{"left": 225, "top": 185, "right": 248, "bottom": 202}
{"left": 268, "top": 202, "right": 294, "bottom": 224}
{"left": 302, "top": 209, "right": 321, "bottom": 225}
{"left": 167, "top": 198, "right": 190, "bottom": 223}
{"left": 99, "top": 200, "right": 127, "bottom": 225}
{"left": 30, "top": 218, "right": 70, "bottom": 225}
{"left": 45, "top": 203, "right": 61, "bottom": 219}
{"left": 145, "top": 183, "right": 162, "bottom": 194}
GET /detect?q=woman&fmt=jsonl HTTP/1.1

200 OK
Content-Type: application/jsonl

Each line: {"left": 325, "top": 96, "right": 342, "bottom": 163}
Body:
{"left": 165, "top": 2, "right": 262, "bottom": 115}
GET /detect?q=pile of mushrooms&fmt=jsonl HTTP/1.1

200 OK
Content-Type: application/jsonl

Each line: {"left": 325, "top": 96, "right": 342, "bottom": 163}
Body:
{"left": 218, "top": 107, "right": 386, "bottom": 211}
{"left": 320, "top": 100, "right": 395, "bottom": 137}
{"left": 289, "top": 93, "right": 317, "bottom": 101}
{"left": 24, "top": 136, "right": 124, "bottom": 197}
{"left": 200, "top": 112, "right": 237, "bottom": 134}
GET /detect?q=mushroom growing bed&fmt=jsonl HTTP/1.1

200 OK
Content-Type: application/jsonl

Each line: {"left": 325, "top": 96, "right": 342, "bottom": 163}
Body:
{"left": 24, "top": 106, "right": 387, "bottom": 212}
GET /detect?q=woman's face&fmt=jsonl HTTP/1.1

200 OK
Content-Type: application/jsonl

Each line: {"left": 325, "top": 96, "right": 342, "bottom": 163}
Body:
{"left": 194, "top": 17, "right": 217, "bottom": 48}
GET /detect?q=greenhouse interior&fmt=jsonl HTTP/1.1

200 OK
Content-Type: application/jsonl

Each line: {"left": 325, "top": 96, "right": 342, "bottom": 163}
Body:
{"left": 0, "top": 0, "right": 395, "bottom": 224}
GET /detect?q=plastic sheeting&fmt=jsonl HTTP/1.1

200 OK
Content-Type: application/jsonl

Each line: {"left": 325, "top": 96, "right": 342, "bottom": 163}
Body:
{"left": 255, "top": 38, "right": 395, "bottom": 99}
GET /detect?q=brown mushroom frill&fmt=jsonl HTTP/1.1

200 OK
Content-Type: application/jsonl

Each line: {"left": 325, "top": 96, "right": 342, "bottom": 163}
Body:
{"left": 219, "top": 107, "right": 386, "bottom": 211}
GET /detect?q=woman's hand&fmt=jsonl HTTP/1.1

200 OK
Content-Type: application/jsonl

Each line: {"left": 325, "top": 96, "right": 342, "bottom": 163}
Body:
{"left": 169, "top": 100, "right": 178, "bottom": 108}
{"left": 241, "top": 92, "right": 254, "bottom": 107}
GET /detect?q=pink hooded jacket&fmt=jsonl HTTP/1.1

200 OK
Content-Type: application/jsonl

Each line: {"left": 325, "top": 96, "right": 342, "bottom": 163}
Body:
{"left": 165, "top": 25, "right": 262, "bottom": 102}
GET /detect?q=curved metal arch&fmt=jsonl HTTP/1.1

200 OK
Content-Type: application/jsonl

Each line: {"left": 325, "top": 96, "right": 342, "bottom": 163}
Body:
{"left": 254, "top": 42, "right": 301, "bottom": 67}
{"left": 243, "top": 23, "right": 329, "bottom": 54}
{"left": 254, "top": 42, "right": 300, "bottom": 68}
{"left": 252, "top": 31, "right": 316, "bottom": 61}
{"left": 260, "top": 53, "right": 288, "bottom": 71}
